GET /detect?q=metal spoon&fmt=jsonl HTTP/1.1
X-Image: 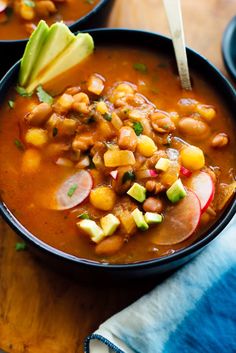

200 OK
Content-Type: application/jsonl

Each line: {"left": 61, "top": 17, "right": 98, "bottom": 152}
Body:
{"left": 162, "top": 0, "right": 192, "bottom": 90}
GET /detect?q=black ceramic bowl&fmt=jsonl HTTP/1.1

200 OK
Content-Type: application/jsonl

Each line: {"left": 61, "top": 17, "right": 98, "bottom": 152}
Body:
{"left": 0, "top": 0, "right": 113, "bottom": 77}
{"left": 0, "top": 29, "right": 236, "bottom": 281}
{"left": 222, "top": 16, "right": 236, "bottom": 81}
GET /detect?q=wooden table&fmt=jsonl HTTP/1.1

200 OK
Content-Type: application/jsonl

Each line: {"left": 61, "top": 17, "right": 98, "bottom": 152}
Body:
{"left": 0, "top": 1, "right": 235, "bottom": 352}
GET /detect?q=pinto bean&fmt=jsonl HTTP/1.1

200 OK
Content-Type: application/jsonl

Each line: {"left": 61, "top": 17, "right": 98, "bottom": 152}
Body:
{"left": 178, "top": 117, "right": 210, "bottom": 139}
{"left": 143, "top": 197, "right": 163, "bottom": 213}
{"left": 211, "top": 133, "right": 229, "bottom": 148}
{"left": 95, "top": 235, "right": 124, "bottom": 256}
{"left": 118, "top": 126, "right": 138, "bottom": 151}
{"left": 25, "top": 103, "right": 52, "bottom": 126}
{"left": 151, "top": 111, "right": 176, "bottom": 133}
{"left": 35, "top": 0, "right": 56, "bottom": 17}
{"left": 145, "top": 181, "right": 165, "bottom": 194}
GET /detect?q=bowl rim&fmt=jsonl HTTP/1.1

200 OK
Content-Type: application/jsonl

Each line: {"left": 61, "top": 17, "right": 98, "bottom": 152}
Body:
{"left": 0, "top": 0, "right": 111, "bottom": 44}
{"left": 222, "top": 16, "right": 236, "bottom": 81}
{"left": 0, "top": 27, "right": 235, "bottom": 271}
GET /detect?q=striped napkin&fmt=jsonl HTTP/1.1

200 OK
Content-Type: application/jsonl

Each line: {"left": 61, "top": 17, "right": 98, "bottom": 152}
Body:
{"left": 85, "top": 216, "right": 236, "bottom": 353}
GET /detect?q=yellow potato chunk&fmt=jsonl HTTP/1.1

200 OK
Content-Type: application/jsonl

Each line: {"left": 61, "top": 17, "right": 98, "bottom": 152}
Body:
{"left": 104, "top": 150, "right": 135, "bottom": 167}
{"left": 90, "top": 186, "right": 116, "bottom": 211}
{"left": 96, "top": 101, "right": 108, "bottom": 114}
{"left": 180, "top": 145, "right": 205, "bottom": 171}
{"left": 25, "top": 128, "right": 48, "bottom": 147}
{"left": 21, "top": 149, "right": 41, "bottom": 174}
{"left": 137, "top": 135, "right": 157, "bottom": 157}
{"left": 88, "top": 75, "right": 104, "bottom": 95}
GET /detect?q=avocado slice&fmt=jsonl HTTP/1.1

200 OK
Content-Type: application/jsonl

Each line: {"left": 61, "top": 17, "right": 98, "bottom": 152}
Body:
{"left": 77, "top": 219, "right": 104, "bottom": 243}
{"left": 29, "top": 22, "right": 75, "bottom": 86}
{"left": 100, "top": 214, "right": 120, "bottom": 236}
{"left": 131, "top": 208, "right": 149, "bottom": 231}
{"left": 26, "top": 32, "right": 94, "bottom": 93}
{"left": 144, "top": 212, "right": 163, "bottom": 224}
{"left": 166, "top": 178, "right": 187, "bottom": 203}
{"left": 19, "top": 20, "right": 49, "bottom": 87}
{"left": 127, "top": 182, "right": 146, "bottom": 202}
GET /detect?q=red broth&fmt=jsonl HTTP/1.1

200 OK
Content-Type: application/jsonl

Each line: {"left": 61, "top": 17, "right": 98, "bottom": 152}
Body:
{"left": 0, "top": 46, "right": 235, "bottom": 263}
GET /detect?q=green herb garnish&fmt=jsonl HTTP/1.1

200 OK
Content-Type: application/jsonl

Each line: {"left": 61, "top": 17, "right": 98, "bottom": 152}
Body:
{"left": 36, "top": 85, "right": 54, "bottom": 105}
{"left": 86, "top": 116, "right": 96, "bottom": 124}
{"left": 23, "top": 0, "right": 35, "bottom": 7}
{"left": 8, "top": 100, "right": 14, "bottom": 109}
{"left": 14, "top": 139, "right": 24, "bottom": 150}
{"left": 5, "top": 7, "right": 13, "bottom": 18}
{"left": 133, "top": 63, "right": 147, "bottom": 73}
{"left": 122, "top": 171, "right": 135, "bottom": 184}
{"left": 78, "top": 212, "right": 90, "bottom": 219}
{"left": 15, "top": 86, "right": 32, "bottom": 97}
{"left": 103, "top": 113, "right": 112, "bottom": 121}
{"left": 52, "top": 127, "right": 58, "bottom": 137}
{"left": 67, "top": 184, "right": 78, "bottom": 197}
{"left": 85, "top": 0, "right": 94, "bottom": 4}
{"left": 133, "top": 121, "right": 143, "bottom": 136}
{"left": 15, "top": 242, "right": 27, "bottom": 251}
{"left": 88, "top": 156, "right": 95, "bottom": 169}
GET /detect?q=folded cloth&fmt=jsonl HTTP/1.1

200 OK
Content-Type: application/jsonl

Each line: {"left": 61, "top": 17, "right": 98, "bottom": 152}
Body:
{"left": 84, "top": 216, "right": 236, "bottom": 353}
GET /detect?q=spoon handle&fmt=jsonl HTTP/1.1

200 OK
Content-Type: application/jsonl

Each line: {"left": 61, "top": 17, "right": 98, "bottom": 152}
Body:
{"left": 163, "top": 0, "right": 192, "bottom": 90}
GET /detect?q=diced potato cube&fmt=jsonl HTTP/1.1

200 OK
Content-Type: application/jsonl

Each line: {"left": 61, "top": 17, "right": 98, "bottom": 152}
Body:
{"left": 25, "top": 128, "right": 48, "bottom": 147}
{"left": 104, "top": 150, "right": 135, "bottom": 167}
{"left": 96, "top": 101, "right": 108, "bottom": 114}
{"left": 155, "top": 157, "right": 171, "bottom": 172}
{"left": 97, "top": 120, "right": 114, "bottom": 139}
{"left": 90, "top": 186, "right": 116, "bottom": 211}
{"left": 180, "top": 145, "right": 205, "bottom": 171}
{"left": 137, "top": 135, "right": 157, "bottom": 157}
{"left": 21, "top": 149, "right": 41, "bottom": 174}
{"left": 196, "top": 104, "right": 216, "bottom": 122}
{"left": 88, "top": 74, "right": 104, "bottom": 95}
{"left": 100, "top": 214, "right": 120, "bottom": 236}
{"left": 111, "top": 112, "right": 123, "bottom": 130}
{"left": 119, "top": 210, "right": 137, "bottom": 235}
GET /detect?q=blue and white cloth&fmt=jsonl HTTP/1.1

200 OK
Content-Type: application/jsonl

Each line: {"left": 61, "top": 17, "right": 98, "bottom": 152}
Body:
{"left": 85, "top": 216, "right": 236, "bottom": 353}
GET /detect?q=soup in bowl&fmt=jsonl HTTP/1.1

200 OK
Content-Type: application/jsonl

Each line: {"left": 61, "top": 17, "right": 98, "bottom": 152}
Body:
{"left": 0, "top": 28, "right": 235, "bottom": 279}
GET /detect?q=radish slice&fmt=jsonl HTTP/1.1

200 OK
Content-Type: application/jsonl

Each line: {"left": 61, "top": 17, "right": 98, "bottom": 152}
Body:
{"left": 55, "top": 170, "right": 93, "bottom": 210}
{"left": 185, "top": 171, "right": 215, "bottom": 212}
{"left": 180, "top": 165, "right": 192, "bottom": 177}
{"left": 152, "top": 190, "right": 201, "bottom": 245}
{"left": 110, "top": 170, "right": 118, "bottom": 180}
{"left": 0, "top": 0, "right": 7, "bottom": 12}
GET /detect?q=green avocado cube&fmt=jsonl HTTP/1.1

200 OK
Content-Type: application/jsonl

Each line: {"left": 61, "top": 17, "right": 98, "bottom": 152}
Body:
{"left": 127, "top": 182, "right": 146, "bottom": 202}
{"left": 100, "top": 214, "right": 120, "bottom": 236}
{"left": 77, "top": 219, "right": 104, "bottom": 243}
{"left": 131, "top": 208, "right": 149, "bottom": 231}
{"left": 144, "top": 212, "right": 163, "bottom": 224}
{"left": 166, "top": 178, "right": 187, "bottom": 203}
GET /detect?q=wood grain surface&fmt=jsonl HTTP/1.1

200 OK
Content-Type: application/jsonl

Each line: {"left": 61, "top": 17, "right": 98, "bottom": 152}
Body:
{"left": 0, "top": 1, "right": 235, "bottom": 352}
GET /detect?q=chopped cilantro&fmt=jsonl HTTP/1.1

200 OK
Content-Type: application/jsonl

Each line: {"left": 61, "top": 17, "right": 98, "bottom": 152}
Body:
{"left": 14, "top": 139, "right": 24, "bottom": 150}
{"left": 78, "top": 212, "right": 90, "bottom": 219}
{"left": 15, "top": 242, "right": 27, "bottom": 251}
{"left": 23, "top": 0, "right": 35, "bottom": 7}
{"left": 85, "top": 0, "right": 94, "bottom": 3}
{"left": 5, "top": 7, "right": 13, "bottom": 17}
{"left": 15, "top": 86, "right": 32, "bottom": 97}
{"left": 122, "top": 171, "right": 135, "bottom": 184}
{"left": 8, "top": 100, "right": 14, "bottom": 109}
{"left": 67, "top": 184, "right": 78, "bottom": 197}
{"left": 133, "top": 121, "right": 143, "bottom": 136}
{"left": 52, "top": 127, "right": 58, "bottom": 137}
{"left": 103, "top": 113, "right": 112, "bottom": 121}
{"left": 36, "top": 85, "right": 54, "bottom": 105}
{"left": 133, "top": 63, "right": 147, "bottom": 73}
{"left": 88, "top": 156, "right": 95, "bottom": 169}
